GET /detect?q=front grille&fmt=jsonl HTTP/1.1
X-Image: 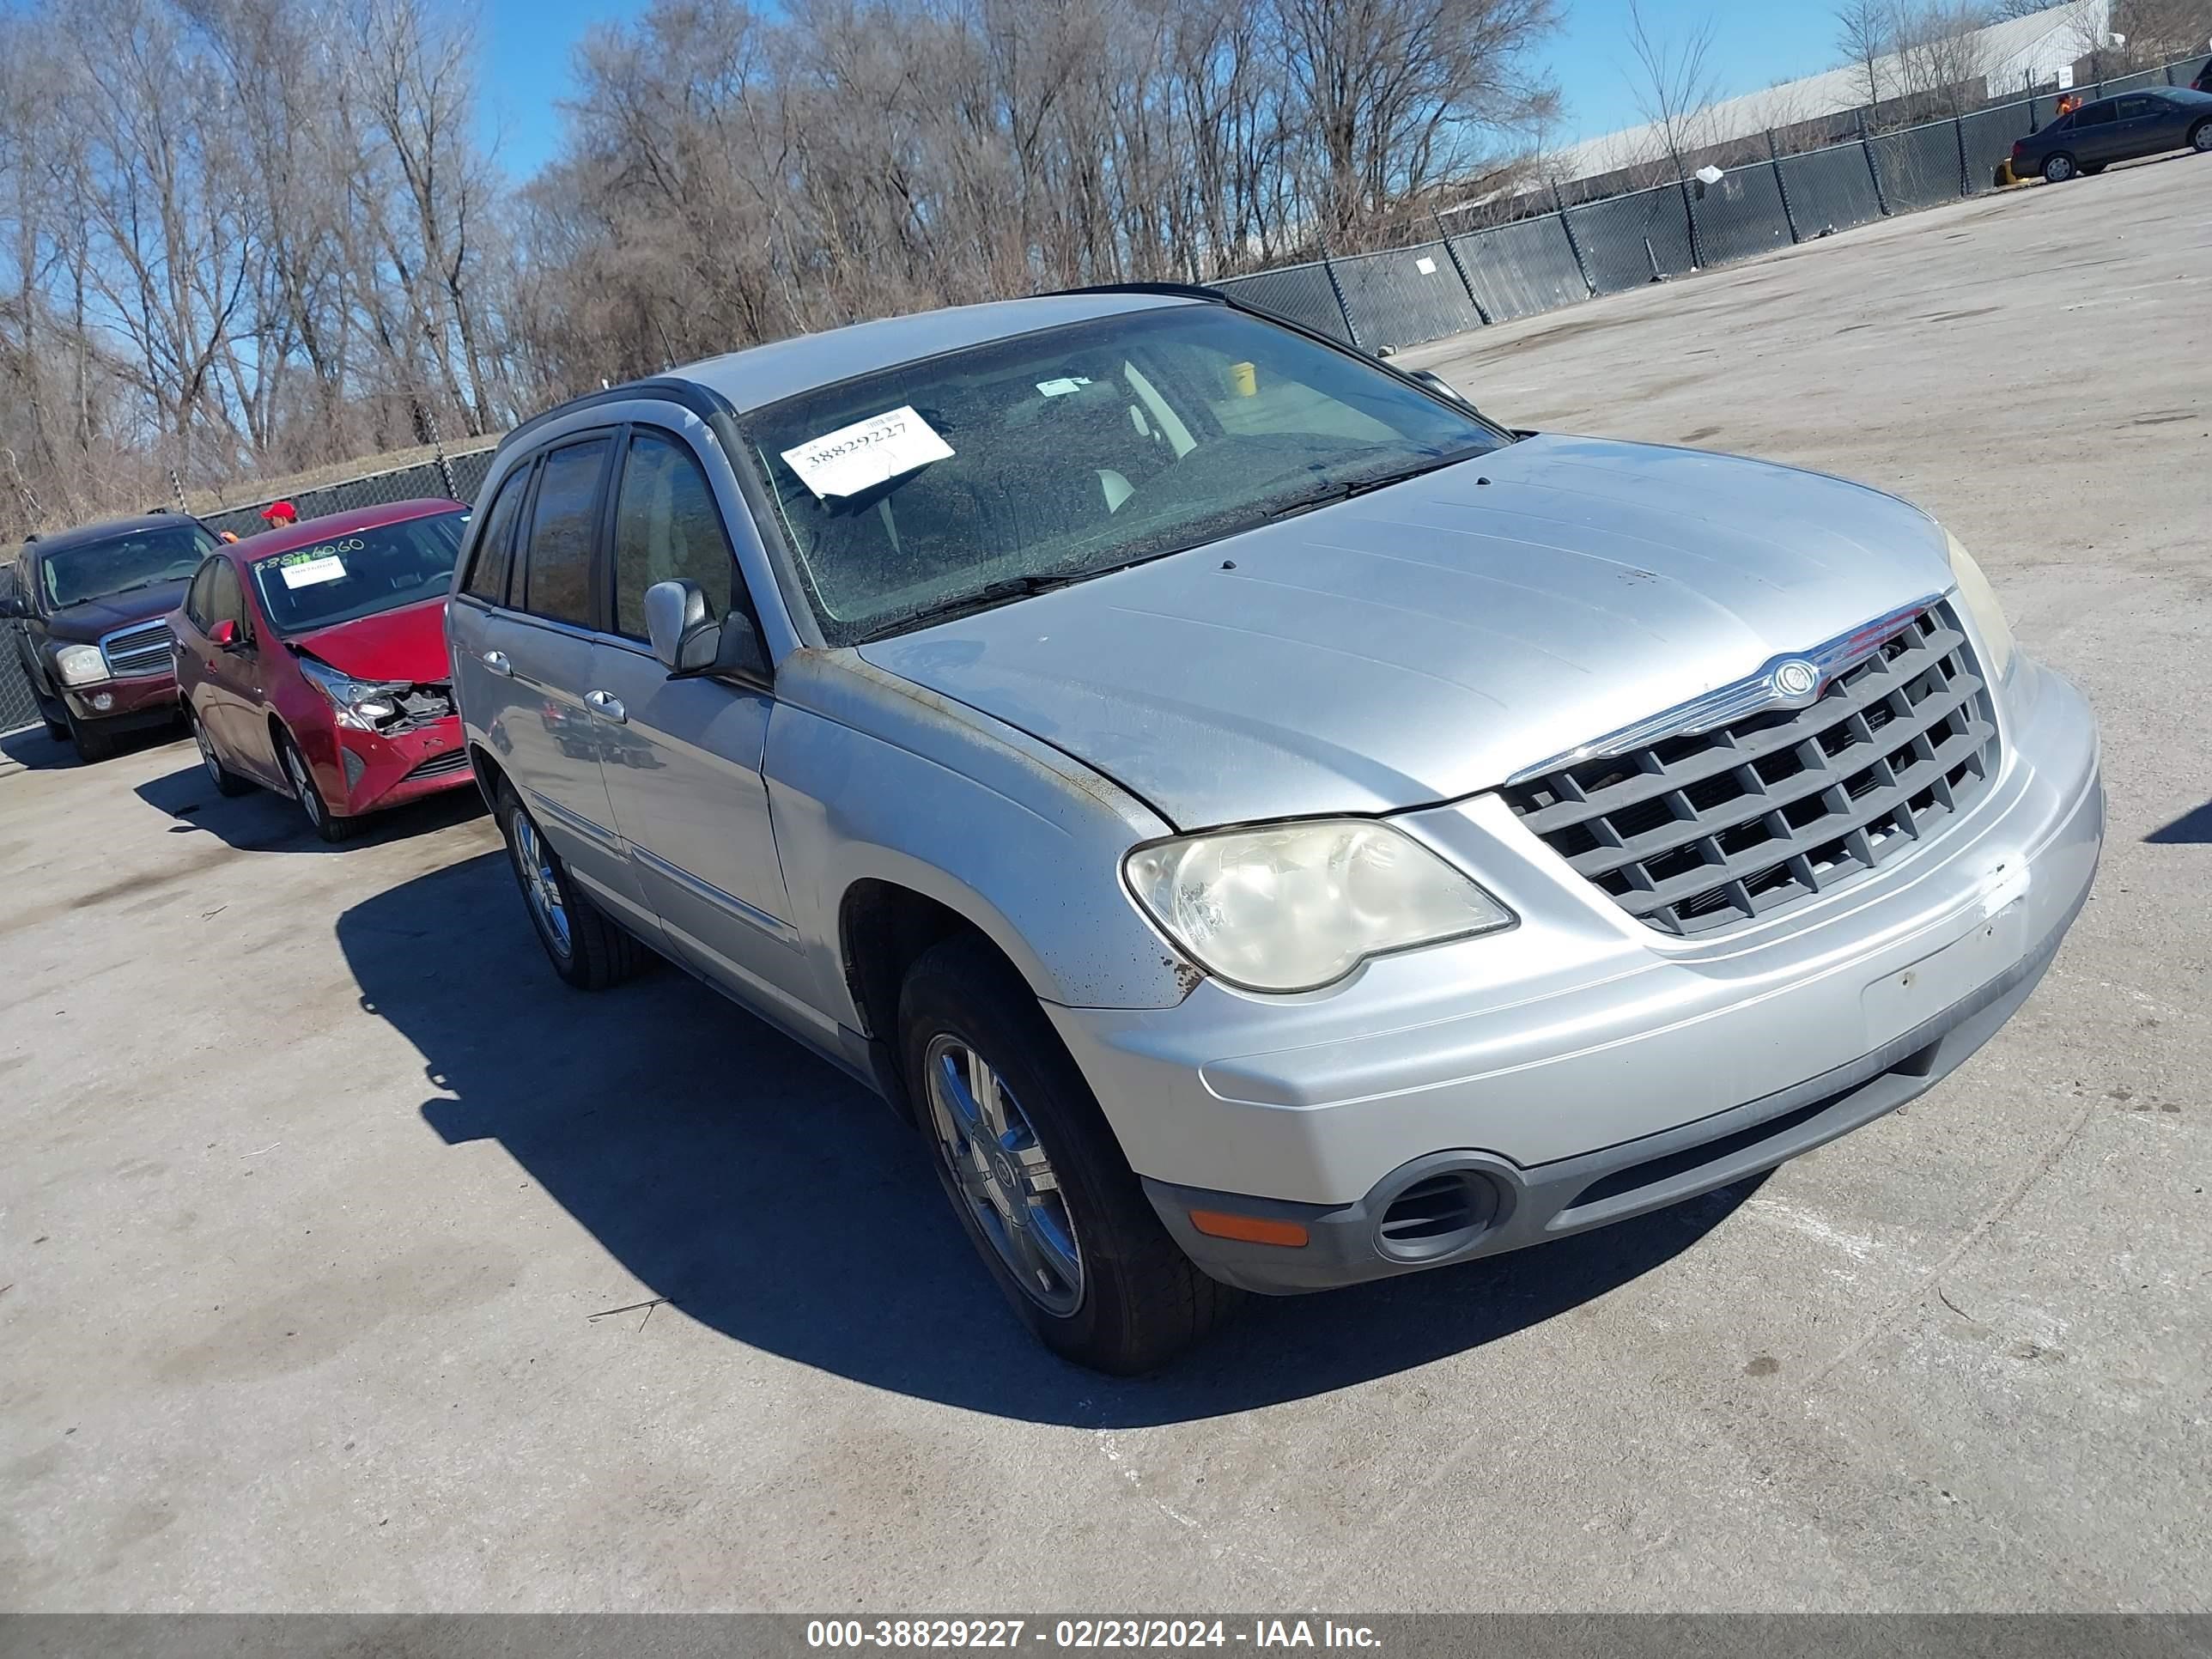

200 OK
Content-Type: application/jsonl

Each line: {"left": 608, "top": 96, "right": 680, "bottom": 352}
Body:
{"left": 1504, "top": 604, "right": 2000, "bottom": 937}
{"left": 404, "top": 748, "right": 470, "bottom": 781}
{"left": 101, "top": 620, "right": 173, "bottom": 678}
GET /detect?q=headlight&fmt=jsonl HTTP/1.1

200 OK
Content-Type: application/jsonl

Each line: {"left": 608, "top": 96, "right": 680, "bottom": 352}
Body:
{"left": 296, "top": 655, "right": 404, "bottom": 731}
{"left": 1124, "top": 819, "right": 1515, "bottom": 994}
{"left": 1945, "top": 532, "right": 2014, "bottom": 683}
{"left": 53, "top": 644, "right": 109, "bottom": 686}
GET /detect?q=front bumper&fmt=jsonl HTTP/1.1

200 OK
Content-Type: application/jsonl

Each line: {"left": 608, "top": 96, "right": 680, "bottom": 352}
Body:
{"left": 62, "top": 672, "right": 179, "bottom": 729}
{"left": 325, "top": 714, "right": 472, "bottom": 816}
{"left": 1048, "top": 655, "right": 2102, "bottom": 1291}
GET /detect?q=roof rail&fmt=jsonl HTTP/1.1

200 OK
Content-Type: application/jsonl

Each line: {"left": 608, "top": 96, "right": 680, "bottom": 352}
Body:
{"left": 1048, "top": 281, "right": 1227, "bottom": 305}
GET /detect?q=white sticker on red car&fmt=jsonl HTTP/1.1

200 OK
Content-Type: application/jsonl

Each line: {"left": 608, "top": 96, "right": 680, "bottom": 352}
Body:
{"left": 781, "top": 406, "right": 953, "bottom": 499}
{"left": 279, "top": 556, "right": 347, "bottom": 588}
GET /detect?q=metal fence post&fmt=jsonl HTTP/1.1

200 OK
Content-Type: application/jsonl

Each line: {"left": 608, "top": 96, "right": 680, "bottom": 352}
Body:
{"left": 1858, "top": 107, "right": 1892, "bottom": 216}
{"left": 1953, "top": 113, "right": 1971, "bottom": 197}
{"left": 1552, "top": 182, "right": 1597, "bottom": 297}
{"left": 422, "top": 403, "right": 459, "bottom": 501}
{"left": 1319, "top": 247, "right": 1362, "bottom": 349}
{"left": 1676, "top": 177, "right": 1705, "bottom": 270}
{"left": 1432, "top": 209, "right": 1491, "bottom": 325}
{"left": 1766, "top": 131, "right": 1802, "bottom": 244}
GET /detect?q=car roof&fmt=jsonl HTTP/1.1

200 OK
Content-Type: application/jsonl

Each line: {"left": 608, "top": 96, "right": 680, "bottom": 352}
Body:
{"left": 27, "top": 512, "right": 205, "bottom": 556}
{"left": 230, "top": 498, "right": 467, "bottom": 559}
{"left": 673, "top": 289, "right": 1198, "bottom": 415}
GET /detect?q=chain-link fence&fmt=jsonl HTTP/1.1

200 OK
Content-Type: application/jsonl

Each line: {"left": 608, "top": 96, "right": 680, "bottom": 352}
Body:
{"left": 1217, "top": 50, "right": 2210, "bottom": 352}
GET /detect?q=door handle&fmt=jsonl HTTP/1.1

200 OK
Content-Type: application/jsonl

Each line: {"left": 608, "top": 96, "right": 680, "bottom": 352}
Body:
{"left": 585, "top": 690, "right": 627, "bottom": 724}
{"left": 480, "top": 650, "right": 512, "bottom": 678}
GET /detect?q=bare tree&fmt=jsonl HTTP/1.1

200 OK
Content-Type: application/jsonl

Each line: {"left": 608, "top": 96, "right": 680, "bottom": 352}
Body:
{"left": 1623, "top": 0, "right": 1722, "bottom": 180}
{"left": 1837, "top": 0, "right": 1893, "bottom": 111}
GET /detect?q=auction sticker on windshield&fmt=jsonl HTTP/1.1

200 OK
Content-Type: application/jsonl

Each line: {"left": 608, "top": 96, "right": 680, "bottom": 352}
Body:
{"left": 782, "top": 406, "right": 953, "bottom": 499}
{"left": 270, "top": 540, "right": 362, "bottom": 588}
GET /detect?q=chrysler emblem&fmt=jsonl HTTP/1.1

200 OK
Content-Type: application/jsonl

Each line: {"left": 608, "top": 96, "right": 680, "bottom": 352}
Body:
{"left": 1771, "top": 659, "right": 1820, "bottom": 702}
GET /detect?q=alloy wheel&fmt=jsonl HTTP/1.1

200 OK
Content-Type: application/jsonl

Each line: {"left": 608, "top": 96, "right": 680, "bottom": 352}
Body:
{"left": 193, "top": 716, "right": 224, "bottom": 787}
{"left": 923, "top": 1034, "right": 1085, "bottom": 1316}
{"left": 510, "top": 812, "right": 571, "bottom": 958}
{"left": 283, "top": 744, "right": 324, "bottom": 826}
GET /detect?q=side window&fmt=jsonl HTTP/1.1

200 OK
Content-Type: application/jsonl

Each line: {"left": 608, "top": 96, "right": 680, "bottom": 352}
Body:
{"left": 519, "top": 438, "right": 611, "bottom": 628}
{"left": 2075, "top": 102, "right": 2116, "bottom": 128}
{"left": 611, "top": 431, "right": 738, "bottom": 640}
{"left": 184, "top": 557, "right": 218, "bottom": 628}
{"left": 462, "top": 459, "right": 532, "bottom": 605}
{"left": 207, "top": 559, "right": 246, "bottom": 634}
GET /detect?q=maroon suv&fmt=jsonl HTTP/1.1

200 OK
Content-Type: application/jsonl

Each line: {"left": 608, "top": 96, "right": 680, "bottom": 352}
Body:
{"left": 3, "top": 513, "right": 217, "bottom": 760}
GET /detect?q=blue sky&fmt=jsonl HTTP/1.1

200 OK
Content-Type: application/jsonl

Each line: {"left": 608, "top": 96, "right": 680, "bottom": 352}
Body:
{"left": 476, "top": 0, "right": 1844, "bottom": 181}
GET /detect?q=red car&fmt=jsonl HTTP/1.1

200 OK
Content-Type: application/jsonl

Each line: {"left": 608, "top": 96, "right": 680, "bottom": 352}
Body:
{"left": 169, "top": 499, "right": 474, "bottom": 841}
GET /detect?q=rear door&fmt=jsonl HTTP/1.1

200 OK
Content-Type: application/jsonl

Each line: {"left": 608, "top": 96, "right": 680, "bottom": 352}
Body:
{"left": 470, "top": 433, "right": 658, "bottom": 933}
{"left": 2070, "top": 100, "right": 2122, "bottom": 163}
{"left": 586, "top": 426, "right": 817, "bottom": 1025}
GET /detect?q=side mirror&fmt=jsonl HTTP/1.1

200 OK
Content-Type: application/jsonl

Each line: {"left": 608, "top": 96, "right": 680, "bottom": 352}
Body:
{"left": 209, "top": 618, "right": 241, "bottom": 648}
{"left": 0, "top": 591, "right": 22, "bottom": 621}
{"left": 1410, "top": 368, "right": 1480, "bottom": 414}
{"left": 644, "top": 580, "right": 770, "bottom": 682}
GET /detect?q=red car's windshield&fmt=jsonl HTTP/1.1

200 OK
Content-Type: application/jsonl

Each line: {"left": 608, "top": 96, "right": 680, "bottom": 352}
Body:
{"left": 249, "top": 511, "right": 467, "bottom": 635}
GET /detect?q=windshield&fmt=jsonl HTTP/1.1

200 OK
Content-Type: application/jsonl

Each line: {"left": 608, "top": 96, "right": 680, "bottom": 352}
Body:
{"left": 40, "top": 523, "right": 214, "bottom": 608}
{"left": 743, "top": 304, "right": 1506, "bottom": 644}
{"left": 249, "top": 512, "right": 467, "bottom": 635}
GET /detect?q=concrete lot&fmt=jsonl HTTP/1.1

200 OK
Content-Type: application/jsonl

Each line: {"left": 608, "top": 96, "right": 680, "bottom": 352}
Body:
{"left": 3, "top": 155, "right": 2209, "bottom": 1613}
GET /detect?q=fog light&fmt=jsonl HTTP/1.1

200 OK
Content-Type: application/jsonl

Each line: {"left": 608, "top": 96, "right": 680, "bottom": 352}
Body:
{"left": 90, "top": 692, "right": 115, "bottom": 711}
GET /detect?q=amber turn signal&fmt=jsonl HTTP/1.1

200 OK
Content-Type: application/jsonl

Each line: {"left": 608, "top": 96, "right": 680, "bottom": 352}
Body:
{"left": 1188, "top": 1209, "right": 1309, "bottom": 1248}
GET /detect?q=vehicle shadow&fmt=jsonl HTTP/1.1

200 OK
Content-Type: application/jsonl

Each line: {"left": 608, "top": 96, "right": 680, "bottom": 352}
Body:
{"left": 339, "top": 851, "right": 1759, "bottom": 1427}
{"left": 1, "top": 716, "right": 182, "bottom": 769}
{"left": 2146, "top": 800, "right": 2212, "bottom": 845}
{"left": 133, "top": 757, "right": 487, "bottom": 851}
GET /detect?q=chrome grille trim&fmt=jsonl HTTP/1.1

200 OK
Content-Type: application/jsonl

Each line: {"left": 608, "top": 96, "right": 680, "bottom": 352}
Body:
{"left": 100, "top": 618, "right": 174, "bottom": 678}
{"left": 1502, "top": 601, "right": 2002, "bottom": 938}
{"left": 1508, "top": 592, "right": 1947, "bottom": 786}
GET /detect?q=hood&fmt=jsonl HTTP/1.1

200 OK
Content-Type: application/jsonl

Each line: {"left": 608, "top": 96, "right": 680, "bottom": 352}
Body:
{"left": 41, "top": 579, "right": 193, "bottom": 645}
{"left": 855, "top": 434, "right": 1959, "bottom": 828}
{"left": 289, "top": 597, "right": 451, "bottom": 683}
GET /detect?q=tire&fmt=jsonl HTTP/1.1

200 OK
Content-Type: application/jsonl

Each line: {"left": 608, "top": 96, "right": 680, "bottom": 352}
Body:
{"left": 277, "top": 730, "right": 361, "bottom": 842}
{"left": 2042, "top": 152, "right": 2076, "bottom": 183}
{"left": 187, "top": 705, "right": 253, "bottom": 797}
{"left": 898, "top": 933, "right": 1238, "bottom": 1374}
{"left": 496, "top": 785, "right": 649, "bottom": 990}
{"left": 2191, "top": 121, "right": 2212, "bottom": 155}
{"left": 64, "top": 705, "right": 119, "bottom": 763}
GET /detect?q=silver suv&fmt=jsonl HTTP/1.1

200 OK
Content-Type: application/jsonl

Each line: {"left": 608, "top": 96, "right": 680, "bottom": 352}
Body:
{"left": 449, "top": 288, "right": 2102, "bottom": 1373}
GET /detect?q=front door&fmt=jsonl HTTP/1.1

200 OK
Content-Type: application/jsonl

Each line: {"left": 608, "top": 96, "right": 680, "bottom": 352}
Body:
{"left": 195, "top": 558, "right": 275, "bottom": 775}
{"left": 586, "top": 428, "right": 818, "bottom": 1030}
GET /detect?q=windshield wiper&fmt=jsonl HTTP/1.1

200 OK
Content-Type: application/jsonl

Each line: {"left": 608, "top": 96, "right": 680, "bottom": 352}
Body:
{"left": 98, "top": 576, "right": 176, "bottom": 599}
{"left": 872, "top": 570, "right": 1094, "bottom": 636}
{"left": 1264, "top": 453, "right": 1478, "bottom": 524}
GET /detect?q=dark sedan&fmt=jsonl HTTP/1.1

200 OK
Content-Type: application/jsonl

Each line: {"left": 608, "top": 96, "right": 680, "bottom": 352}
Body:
{"left": 2013, "top": 87, "right": 2212, "bottom": 184}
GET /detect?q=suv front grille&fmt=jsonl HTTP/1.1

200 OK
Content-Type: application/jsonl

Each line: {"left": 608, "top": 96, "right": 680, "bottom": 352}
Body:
{"left": 101, "top": 619, "right": 173, "bottom": 678}
{"left": 1504, "top": 604, "right": 2000, "bottom": 938}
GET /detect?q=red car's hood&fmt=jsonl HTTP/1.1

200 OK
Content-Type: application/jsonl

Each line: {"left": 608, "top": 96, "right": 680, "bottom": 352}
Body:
{"left": 291, "top": 598, "right": 450, "bottom": 683}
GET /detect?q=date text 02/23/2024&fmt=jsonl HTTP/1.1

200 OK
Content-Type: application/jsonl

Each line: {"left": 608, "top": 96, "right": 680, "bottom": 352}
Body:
{"left": 805, "top": 1620, "right": 1382, "bottom": 1650}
